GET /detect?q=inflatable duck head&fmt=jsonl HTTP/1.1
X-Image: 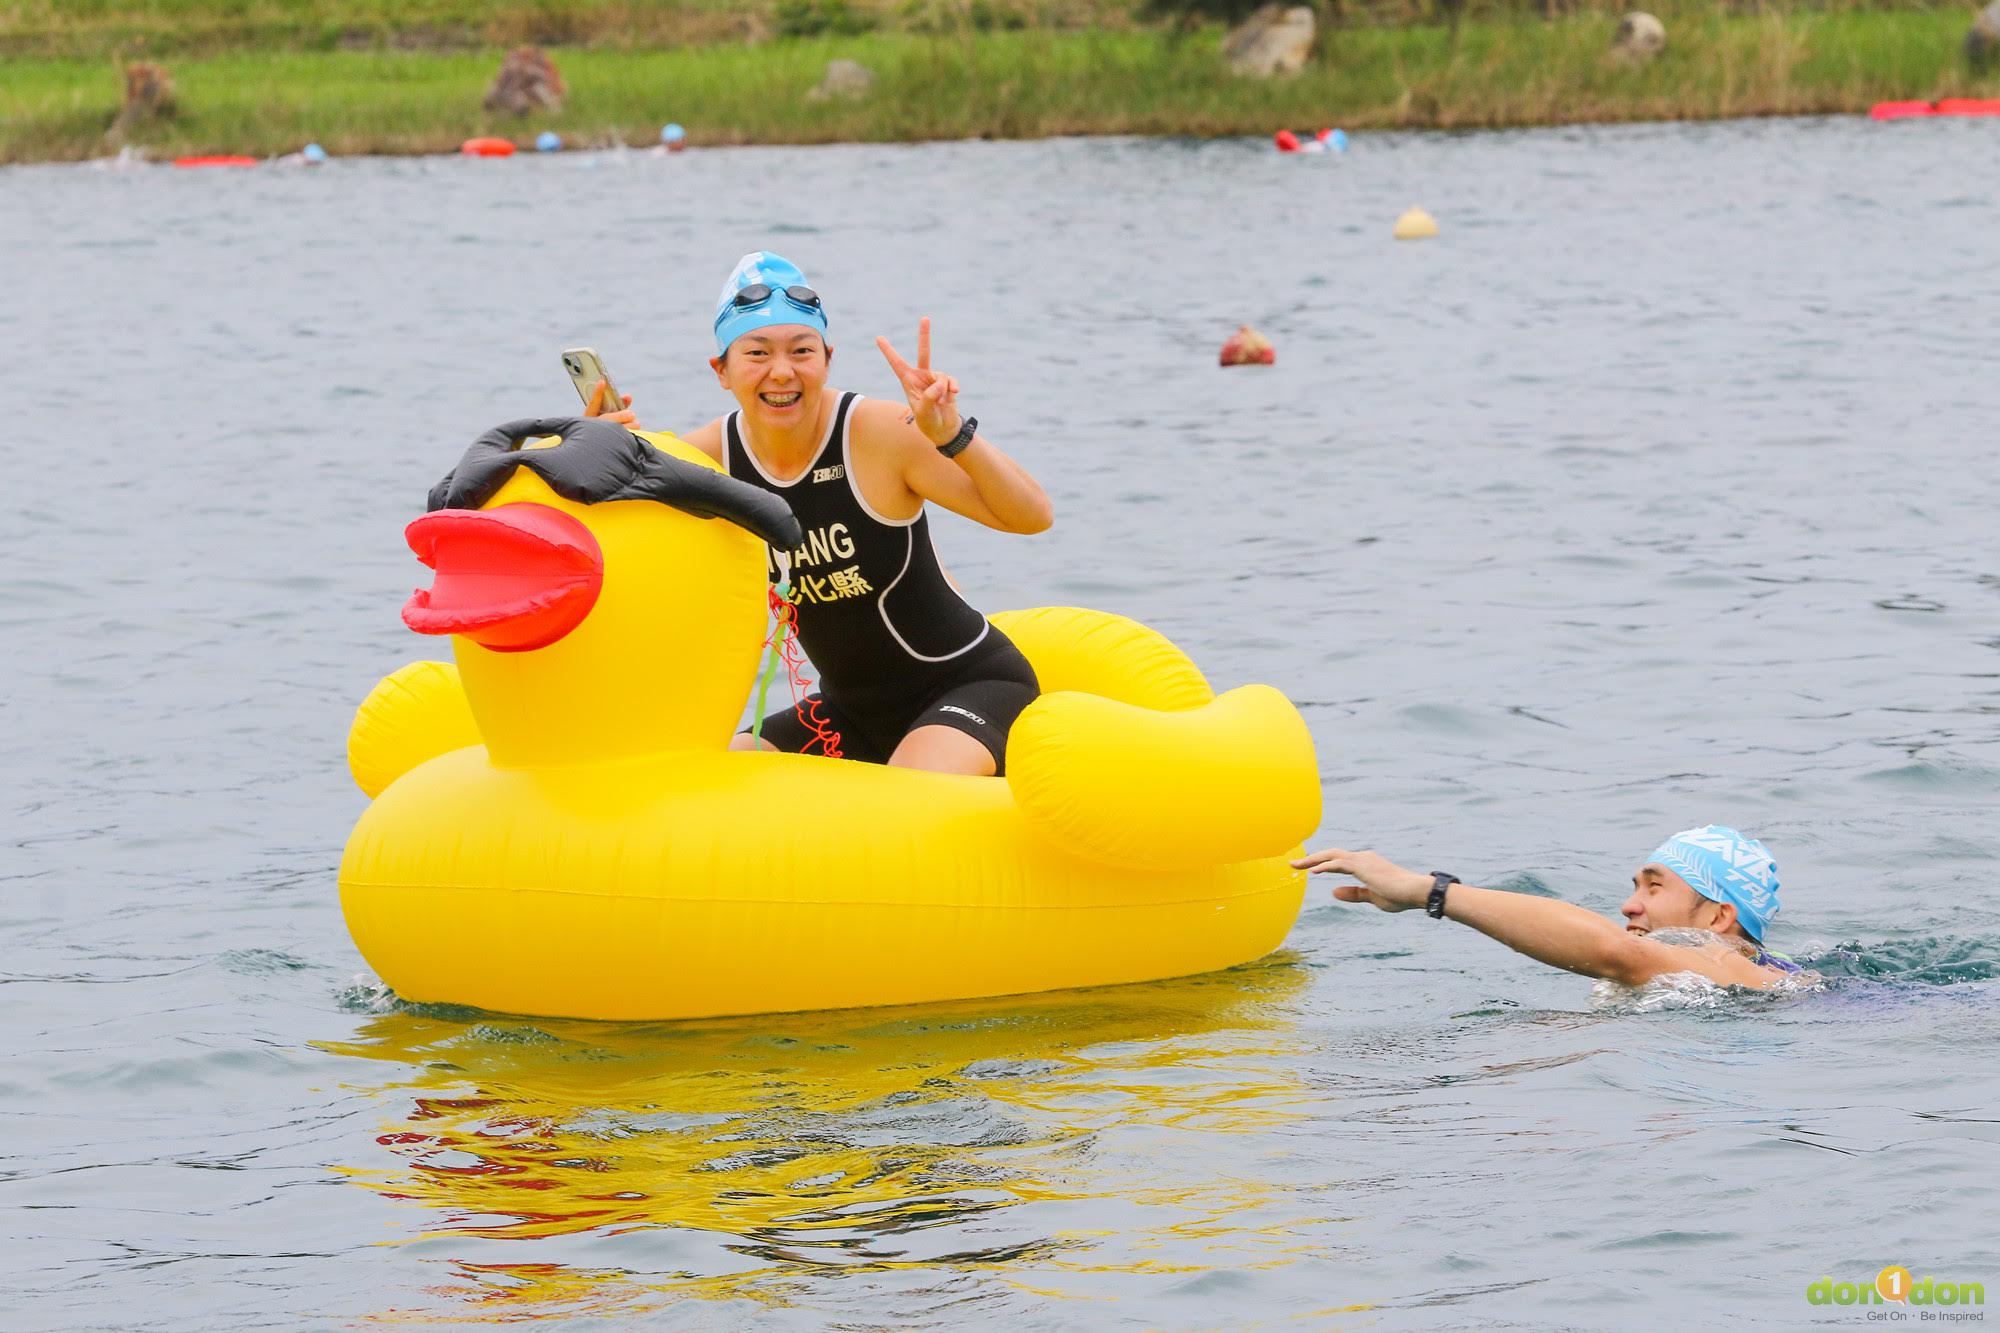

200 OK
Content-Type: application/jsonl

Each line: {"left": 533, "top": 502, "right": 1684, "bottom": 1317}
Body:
{"left": 405, "top": 417, "right": 801, "bottom": 767}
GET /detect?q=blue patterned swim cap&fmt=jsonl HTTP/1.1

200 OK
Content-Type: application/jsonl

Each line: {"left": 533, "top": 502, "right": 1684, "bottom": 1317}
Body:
{"left": 1646, "top": 825, "right": 1781, "bottom": 942}
{"left": 713, "top": 251, "right": 828, "bottom": 354}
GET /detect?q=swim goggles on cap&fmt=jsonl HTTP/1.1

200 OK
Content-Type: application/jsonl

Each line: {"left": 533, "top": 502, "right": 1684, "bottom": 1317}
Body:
{"left": 727, "top": 283, "right": 822, "bottom": 316}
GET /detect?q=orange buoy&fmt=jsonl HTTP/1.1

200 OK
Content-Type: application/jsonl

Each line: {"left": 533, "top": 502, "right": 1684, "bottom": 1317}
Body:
{"left": 1936, "top": 97, "right": 2000, "bottom": 116}
{"left": 1219, "top": 324, "right": 1276, "bottom": 367}
{"left": 460, "top": 137, "right": 517, "bottom": 158}
{"left": 173, "top": 155, "right": 259, "bottom": 168}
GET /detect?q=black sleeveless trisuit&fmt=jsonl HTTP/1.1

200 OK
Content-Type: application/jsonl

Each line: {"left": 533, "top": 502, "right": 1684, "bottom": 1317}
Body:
{"left": 725, "top": 391, "right": 1039, "bottom": 772}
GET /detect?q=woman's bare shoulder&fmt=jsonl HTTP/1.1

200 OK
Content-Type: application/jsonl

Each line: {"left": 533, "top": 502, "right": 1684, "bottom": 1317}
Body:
{"left": 682, "top": 417, "right": 726, "bottom": 461}
{"left": 845, "top": 395, "right": 922, "bottom": 452}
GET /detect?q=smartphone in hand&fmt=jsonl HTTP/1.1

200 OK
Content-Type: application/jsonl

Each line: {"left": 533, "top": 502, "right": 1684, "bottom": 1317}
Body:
{"left": 561, "top": 347, "right": 624, "bottom": 415}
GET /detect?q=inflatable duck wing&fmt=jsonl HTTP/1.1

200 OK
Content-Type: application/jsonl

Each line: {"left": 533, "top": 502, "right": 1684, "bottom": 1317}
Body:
{"left": 341, "top": 419, "right": 1320, "bottom": 1021}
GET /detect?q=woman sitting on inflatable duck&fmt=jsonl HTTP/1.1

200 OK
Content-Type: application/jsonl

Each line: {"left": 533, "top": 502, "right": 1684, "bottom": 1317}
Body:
{"left": 341, "top": 254, "right": 1321, "bottom": 1021}
{"left": 590, "top": 251, "right": 1052, "bottom": 777}
{"left": 346, "top": 412, "right": 1322, "bottom": 1020}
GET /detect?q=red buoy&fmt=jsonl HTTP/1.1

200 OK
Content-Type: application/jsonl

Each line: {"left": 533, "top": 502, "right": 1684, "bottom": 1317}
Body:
{"left": 1935, "top": 97, "right": 2000, "bottom": 117}
{"left": 459, "top": 137, "right": 517, "bottom": 158}
{"left": 172, "top": 155, "right": 259, "bottom": 168}
{"left": 1219, "top": 324, "right": 1276, "bottom": 367}
{"left": 1869, "top": 101, "right": 1934, "bottom": 120}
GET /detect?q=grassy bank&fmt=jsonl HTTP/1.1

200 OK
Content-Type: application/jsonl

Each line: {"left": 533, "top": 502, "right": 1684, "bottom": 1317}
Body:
{"left": 0, "top": 0, "right": 1131, "bottom": 58}
{"left": 3, "top": 11, "right": 1995, "bottom": 165}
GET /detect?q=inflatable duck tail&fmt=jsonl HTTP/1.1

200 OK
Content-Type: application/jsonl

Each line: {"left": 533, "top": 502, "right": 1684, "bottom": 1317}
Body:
{"left": 989, "top": 606, "right": 1214, "bottom": 710}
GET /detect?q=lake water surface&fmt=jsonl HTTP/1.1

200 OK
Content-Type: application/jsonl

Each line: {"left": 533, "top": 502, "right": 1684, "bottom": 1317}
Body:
{"left": 4, "top": 119, "right": 1998, "bottom": 1330}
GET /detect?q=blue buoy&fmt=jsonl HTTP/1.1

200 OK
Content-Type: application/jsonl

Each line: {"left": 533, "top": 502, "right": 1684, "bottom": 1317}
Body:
{"left": 536, "top": 131, "right": 563, "bottom": 152}
{"left": 302, "top": 142, "right": 328, "bottom": 164}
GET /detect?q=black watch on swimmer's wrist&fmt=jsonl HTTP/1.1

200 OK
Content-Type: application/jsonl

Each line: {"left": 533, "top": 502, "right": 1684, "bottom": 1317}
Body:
{"left": 1425, "top": 872, "right": 1460, "bottom": 919}
{"left": 935, "top": 415, "right": 977, "bottom": 458}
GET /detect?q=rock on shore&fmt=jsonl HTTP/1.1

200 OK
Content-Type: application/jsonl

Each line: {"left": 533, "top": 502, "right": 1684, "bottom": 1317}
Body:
{"left": 1971, "top": 1, "right": 2000, "bottom": 72}
{"left": 1610, "top": 12, "right": 1667, "bottom": 65}
{"left": 809, "top": 59, "right": 876, "bottom": 101}
{"left": 1223, "top": 5, "right": 1316, "bottom": 79}
{"left": 484, "top": 47, "right": 565, "bottom": 115}
{"left": 109, "top": 62, "right": 175, "bottom": 141}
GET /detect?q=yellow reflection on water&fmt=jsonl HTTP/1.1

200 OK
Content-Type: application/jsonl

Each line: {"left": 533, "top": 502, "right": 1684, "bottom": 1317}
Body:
{"left": 322, "top": 954, "right": 1336, "bottom": 1323}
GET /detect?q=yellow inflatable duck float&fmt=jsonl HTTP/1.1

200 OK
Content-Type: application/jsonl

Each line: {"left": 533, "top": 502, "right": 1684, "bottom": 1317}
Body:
{"left": 341, "top": 417, "right": 1320, "bottom": 1021}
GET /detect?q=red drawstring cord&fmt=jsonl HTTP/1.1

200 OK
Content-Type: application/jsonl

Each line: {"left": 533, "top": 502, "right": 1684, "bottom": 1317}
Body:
{"left": 766, "top": 586, "right": 842, "bottom": 760}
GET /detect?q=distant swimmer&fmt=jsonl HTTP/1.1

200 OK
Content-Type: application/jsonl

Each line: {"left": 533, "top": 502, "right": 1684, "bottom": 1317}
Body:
{"left": 1293, "top": 824, "right": 1801, "bottom": 990}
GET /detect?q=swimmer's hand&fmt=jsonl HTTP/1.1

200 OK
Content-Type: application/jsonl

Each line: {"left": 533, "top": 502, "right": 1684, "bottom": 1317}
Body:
{"left": 876, "top": 318, "right": 962, "bottom": 447}
{"left": 1290, "top": 848, "right": 1431, "bottom": 912}
{"left": 583, "top": 379, "right": 639, "bottom": 429}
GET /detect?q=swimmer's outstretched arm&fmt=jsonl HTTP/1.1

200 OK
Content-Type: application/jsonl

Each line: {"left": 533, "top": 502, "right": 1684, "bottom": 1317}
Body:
{"left": 1293, "top": 848, "right": 1771, "bottom": 989}
{"left": 869, "top": 320, "right": 1053, "bottom": 535}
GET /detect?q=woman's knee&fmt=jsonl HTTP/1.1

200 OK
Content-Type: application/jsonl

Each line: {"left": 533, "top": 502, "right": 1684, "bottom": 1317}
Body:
{"left": 888, "top": 725, "right": 997, "bottom": 777}
{"left": 730, "top": 732, "right": 778, "bottom": 752}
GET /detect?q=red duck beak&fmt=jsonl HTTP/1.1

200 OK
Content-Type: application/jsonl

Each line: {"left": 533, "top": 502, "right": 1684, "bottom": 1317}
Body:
{"left": 402, "top": 504, "right": 603, "bottom": 652}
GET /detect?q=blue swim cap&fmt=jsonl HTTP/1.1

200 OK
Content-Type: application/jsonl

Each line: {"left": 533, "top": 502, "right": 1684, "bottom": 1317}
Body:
{"left": 662, "top": 122, "right": 686, "bottom": 144}
{"left": 1647, "top": 825, "right": 1781, "bottom": 942}
{"left": 302, "top": 142, "right": 328, "bottom": 164}
{"left": 535, "top": 130, "right": 563, "bottom": 152}
{"left": 714, "top": 251, "right": 828, "bottom": 355}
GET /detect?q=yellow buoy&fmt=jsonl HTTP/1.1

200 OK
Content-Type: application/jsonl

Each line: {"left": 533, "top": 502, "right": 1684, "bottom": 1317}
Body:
{"left": 1393, "top": 206, "right": 1439, "bottom": 240}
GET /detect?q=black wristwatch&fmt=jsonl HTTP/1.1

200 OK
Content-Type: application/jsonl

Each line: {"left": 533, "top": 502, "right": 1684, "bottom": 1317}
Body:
{"left": 936, "top": 415, "right": 978, "bottom": 458}
{"left": 1425, "top": 872, "right": 1460, "bottom": 919}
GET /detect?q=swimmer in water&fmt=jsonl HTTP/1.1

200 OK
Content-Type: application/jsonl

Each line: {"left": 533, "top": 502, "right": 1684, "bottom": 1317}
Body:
{"left": 586, "top": 251, "right": 1053, "bottom": 776}
{"left": 1293, "top": 825, "right": 1799, "bottom": 989}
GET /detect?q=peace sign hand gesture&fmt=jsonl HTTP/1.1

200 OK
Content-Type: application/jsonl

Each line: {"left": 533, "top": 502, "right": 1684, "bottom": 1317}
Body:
{"left": 876, "top": 317, "right": 963, "bottom": 447}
